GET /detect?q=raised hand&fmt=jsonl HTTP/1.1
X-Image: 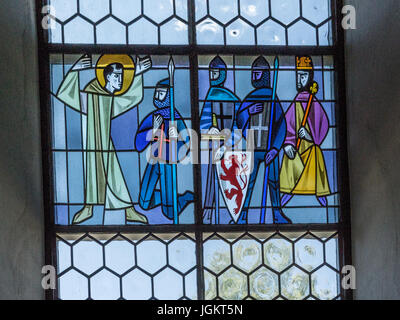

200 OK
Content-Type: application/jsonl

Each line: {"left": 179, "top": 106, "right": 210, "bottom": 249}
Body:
{"left": 136, "top": 56, "right": 152, "bottom": 75}
{"left": 72, "top": 54, "right": 92, "bottom": 71}
{"left": 265, "top": 148, "right": 278, "bottom": 165}
{"left": 249, "top": 102, "right": 264, "bottom": 115}
{"left": 284, "top": 144, "right": 297, "bottom": 160}
{"left": 298, "top": 127, "right": 313, "bottom": 142}
{"left": 208, "top": 127, "right": 220, "bottom": 135}
{"left": 153, "top": 114, "right": 163, "bottom": 130}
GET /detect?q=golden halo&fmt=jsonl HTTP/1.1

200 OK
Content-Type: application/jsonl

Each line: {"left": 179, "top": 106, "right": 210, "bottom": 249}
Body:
{"left": 95, "top": 54, "right": 135, "bottom": 96}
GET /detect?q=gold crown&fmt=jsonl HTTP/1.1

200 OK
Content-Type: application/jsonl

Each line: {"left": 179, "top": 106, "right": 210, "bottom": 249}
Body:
{"left": 296, "top": 56, "right": 313, "bottom": 70}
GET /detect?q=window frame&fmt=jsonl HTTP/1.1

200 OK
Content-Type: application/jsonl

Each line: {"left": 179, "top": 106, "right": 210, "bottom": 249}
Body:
{"left": 36, "top": 0, "right": 352, "bottom": 300}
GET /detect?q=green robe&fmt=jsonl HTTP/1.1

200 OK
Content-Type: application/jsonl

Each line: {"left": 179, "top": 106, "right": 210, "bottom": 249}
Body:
{"left": 56, "top": 70, "right": 143, "bottom": 209}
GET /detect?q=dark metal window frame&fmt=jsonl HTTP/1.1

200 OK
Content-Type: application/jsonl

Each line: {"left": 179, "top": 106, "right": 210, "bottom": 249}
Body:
{"left": 36, "top": 0, "right": 352, "bottom": 300}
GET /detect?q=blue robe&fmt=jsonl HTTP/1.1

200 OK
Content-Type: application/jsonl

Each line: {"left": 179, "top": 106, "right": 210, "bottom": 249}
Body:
{"left": 236, "top": 87, "right": 286, "bottom": 223}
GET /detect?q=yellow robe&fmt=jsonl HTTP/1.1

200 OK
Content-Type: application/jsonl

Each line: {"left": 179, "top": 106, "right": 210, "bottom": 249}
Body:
{"left": 280, "top": 102, "right": 331, "bottom": 196}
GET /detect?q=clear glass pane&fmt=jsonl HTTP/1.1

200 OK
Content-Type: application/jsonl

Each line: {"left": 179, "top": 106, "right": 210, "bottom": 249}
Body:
{"left": 48, "top": 0, "right": 188, "bottom": 44}
{"left": 57, "top": 233, "right": 197, "bottom": 300}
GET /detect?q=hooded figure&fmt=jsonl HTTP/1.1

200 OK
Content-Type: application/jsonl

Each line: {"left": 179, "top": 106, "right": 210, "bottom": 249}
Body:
{"left": 200, "top": 56, "right": 241, "bottom": 224}
{"left": 236, "top": 56, "right": 290, "bottom": 224}
{"left": 280, "top": 56, "right": 331, "bottom": 207}
{"left": 135, "top": 78, "right": 194, "bottom": 220}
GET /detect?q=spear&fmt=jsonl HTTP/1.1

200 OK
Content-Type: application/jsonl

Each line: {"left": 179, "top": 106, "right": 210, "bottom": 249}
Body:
{"left": 296, "top": 81, "right": 319, "bottom": 150}
{"left": 168, "top": 57, "right": 179, "bottom": 225}
{"left": 260, "top": 57, "right": 279, "bottom": 224}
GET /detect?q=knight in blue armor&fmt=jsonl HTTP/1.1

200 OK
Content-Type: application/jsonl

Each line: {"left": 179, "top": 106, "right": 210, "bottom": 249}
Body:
{"left": 200, "top": 56, "right": 241, "bottom": 224}
{"left": 236, "top": 56, "right": 291, "bottom": 224}
{"left": 135, "top": 78, "right": 194, "bottom": 220}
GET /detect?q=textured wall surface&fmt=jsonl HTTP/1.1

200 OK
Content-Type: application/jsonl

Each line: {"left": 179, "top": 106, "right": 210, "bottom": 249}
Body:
{"left": 345, "top": 0, "right": 400, "bottom": 299}
{"left": 0, "top": 1, "right": 44, "bottom": 299}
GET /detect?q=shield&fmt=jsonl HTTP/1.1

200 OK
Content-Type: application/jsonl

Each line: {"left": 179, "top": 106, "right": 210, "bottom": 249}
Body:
{"left": 216, "top": 151, "right": 253, "bottom": 223}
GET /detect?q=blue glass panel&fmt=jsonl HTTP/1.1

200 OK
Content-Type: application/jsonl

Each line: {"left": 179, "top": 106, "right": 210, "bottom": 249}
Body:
{"left": 54, "top": 151, "right": 68, "bottom": 203}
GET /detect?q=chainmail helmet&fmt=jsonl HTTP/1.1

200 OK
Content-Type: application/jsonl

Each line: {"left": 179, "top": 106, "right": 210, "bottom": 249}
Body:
{"left": 209, "top": 56, "right": 227, "bottom": 87}
{"left": 251, "top": 56, "right": 271, "bottom": 89}
{"left": 153, "top": 78, "right": 170, "bottom": 109}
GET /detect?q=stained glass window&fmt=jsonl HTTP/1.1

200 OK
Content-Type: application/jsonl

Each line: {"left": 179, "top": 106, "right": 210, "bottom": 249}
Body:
{"left": 38, "top": 0, "right": 351, "bottom": 300}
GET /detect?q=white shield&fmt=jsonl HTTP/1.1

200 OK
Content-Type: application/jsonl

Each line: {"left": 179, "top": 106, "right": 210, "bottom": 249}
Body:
{"left": 216, "top": 151, "right": 253, "bottom": 223}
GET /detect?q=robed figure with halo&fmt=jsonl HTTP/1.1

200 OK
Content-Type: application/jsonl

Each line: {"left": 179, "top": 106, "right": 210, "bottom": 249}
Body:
{"left": 56, "top": 54, "right": 152, "bottom": 224}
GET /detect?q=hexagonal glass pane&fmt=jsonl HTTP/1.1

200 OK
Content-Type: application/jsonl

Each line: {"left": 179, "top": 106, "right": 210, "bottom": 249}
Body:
{"left": 122, "top": 269, "right": 152, "bottom": 300}
{"left": 160, "top": 19, "right": 188, "bottom": 45}
{"left": 218, "top": 267, "right": 247, "bottom": 300}
{"left": 325, "top": 238, "right": 339, "bottom": 270}
{"left": 195, "top": 0, "right": 208, "bottom": 22}
{"left": 271, "top": 0, "right": 300, "bottom": 25}
{"left": 49, "top": 0, "right": 78, "bottom": 22}
{"left": 264, "top": 238, "right": 293, "bottom": 272}
{"left": 175, "top": 0, "right": 188, "bottom": 21}
{"left": 196, "top": 18, "right": 224, "bottom": 45}
{"left": 240, "top": 0, "right": 269, "bottom": 25}
{"left": 90, "top": 269, "right": 120, "bottom": 300}
{"left": 302, "top": 0, "right": 331, "bottom": 25}
{"left": 144, "top": 0, "right": 173, "bottom": 24}
{"left": 203, "top": 237, "right": 231, "bottom": 274}
{"left": 154, "top": 268, "right": 183, "bottom": 299}
{"left": 250, "top": 267, "right": 279, "bottom": 300}
{"left": 295, "top": 238, "right": 323, "bottom": 271}
{"left": 64, "top": 17, "right": 94, "bottom": 44}
{"left": 80, "top": 0, "right": 109, "bottom": 23}
{"left": 185, "top": 270, "right": 198, "bottom": 300}
{"left": 257, "top": 19, "right": 286, "bottom": 45}
{"left": 128, "top": 18, "right": 158, "bottom": 44}
{"left": 96, "top": 17, "right": 126, "bottom": 44}
{"left": 136, "top": 238, "right": 167, "bottom": 274}
{"left": 168, "top": 238, "right": 196, "bottom": 273}
{"left": 288, "top": 20, "right": 317, "bottom": 46}
{"left": 232, "top": 239, "right": 262, "bottom": 273}
{"left": 226, "top": 18, "right": 255, "bottom": 45}
{"left": 204, "top": 270, "right": 217, "bottom": 299}
{"left": 311, "top": 266, "right": 339, "bottom": 300}
{"left": 105, "top": 239, "right": 135, "bottom": 275}
{"left": 49, "top": 19, "right": 62, "bottom": 43}
{"left": 59, "top": 270, "right": 88, "bottom": 300}
{"left": 319, "top": 20, "right": 333, "bottom": 46}
{"left": 73, "top": 239, "right": 103, "bottom": 275}
{"left": 281, "top": 266, "right": 310, "bottom": 300}
{"left": 57, "top": 240, "right": 71, "bottom": 274}
{"left": 209, "top": 0, "right": 238, "bottom": 25}
{"left": 111, "top": 0, "right": 141, "bottom": 23}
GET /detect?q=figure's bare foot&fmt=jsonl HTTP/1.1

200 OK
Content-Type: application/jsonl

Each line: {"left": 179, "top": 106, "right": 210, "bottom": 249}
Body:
{"left": 126, "top": 207, "right": 148, "bottom": 224}
{"left": 72, "top": 205, "right": 93, "bottom": 224}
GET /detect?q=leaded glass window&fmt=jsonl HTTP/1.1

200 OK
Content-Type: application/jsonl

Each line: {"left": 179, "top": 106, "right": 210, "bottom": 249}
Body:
{"left": 38, "top": 0, "right": 351, "bottom": 300}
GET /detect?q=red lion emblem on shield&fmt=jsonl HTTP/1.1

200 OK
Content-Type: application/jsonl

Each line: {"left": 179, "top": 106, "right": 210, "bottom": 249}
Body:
{"left": 219, "top": 154, "right": 249, "bottom": 215}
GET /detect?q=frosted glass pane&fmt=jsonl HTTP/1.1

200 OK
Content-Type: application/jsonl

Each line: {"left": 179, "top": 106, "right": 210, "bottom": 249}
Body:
{"left": 226, "top": 19, "right": 255, "bottom": 45}
{"left": 240, "top": 0, "right": 269, "bottom": 25}
{"left": 196, "top": 18, "right": 224, "bottom": 45}
{"left": 209, "top": 0, "right": 238, "bottom": 24}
